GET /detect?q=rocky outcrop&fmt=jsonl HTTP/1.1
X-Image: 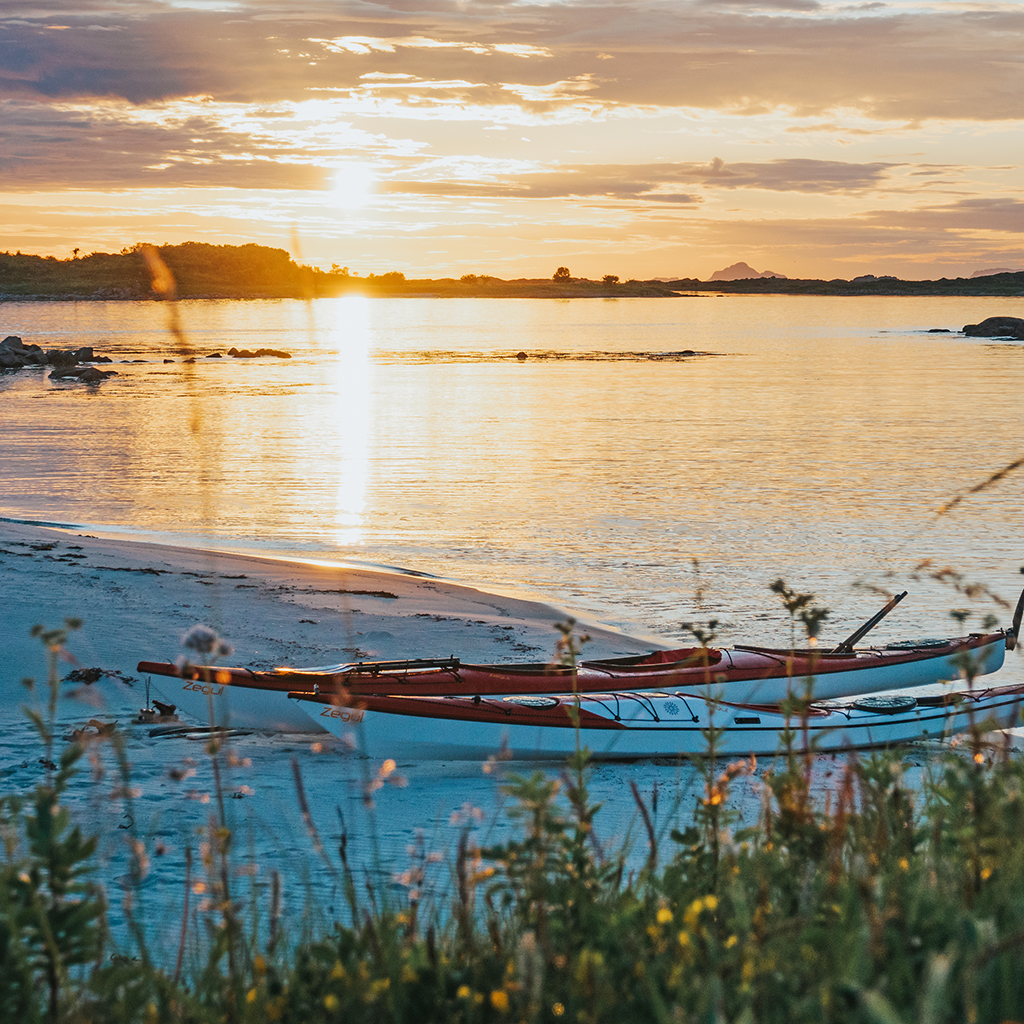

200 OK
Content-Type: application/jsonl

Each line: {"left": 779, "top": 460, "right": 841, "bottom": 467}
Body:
{"left": 962, "top": 316, "right": 1024, "bottom": 339}
{"left": 227, "top": 346, "right": 291, "bottom": 358}
{"left": 1, "top": 335, "right": 47, "bottom": 368}
{"left": 2, "top": 334, "right": 116, "bottom": 380}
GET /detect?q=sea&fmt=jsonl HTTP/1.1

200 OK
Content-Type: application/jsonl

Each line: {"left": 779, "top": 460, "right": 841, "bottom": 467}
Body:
{"left": 2, "top": 294, "right": 1023, "bottom": 955}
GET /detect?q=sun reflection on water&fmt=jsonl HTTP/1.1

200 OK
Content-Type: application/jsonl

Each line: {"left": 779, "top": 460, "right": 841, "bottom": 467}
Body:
{"left": 325, "top": 295, "right": 372, "bottom": 545}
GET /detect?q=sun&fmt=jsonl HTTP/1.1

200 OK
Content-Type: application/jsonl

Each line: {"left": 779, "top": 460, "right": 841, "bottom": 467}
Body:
{"left": 330, "top": 163, "right": 376, "bottom": 209}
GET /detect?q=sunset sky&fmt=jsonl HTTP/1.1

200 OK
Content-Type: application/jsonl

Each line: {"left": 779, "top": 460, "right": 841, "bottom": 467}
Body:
{"left": 2, "top": 0, "right": 1022, "bottom": 281}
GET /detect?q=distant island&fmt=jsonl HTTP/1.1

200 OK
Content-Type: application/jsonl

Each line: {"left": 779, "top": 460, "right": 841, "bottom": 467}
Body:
{"left": 707, "top": 261, "right": 787, "bottom": 281}
{"left": 2, "top": 242, "right": 1023, "bottom": 300}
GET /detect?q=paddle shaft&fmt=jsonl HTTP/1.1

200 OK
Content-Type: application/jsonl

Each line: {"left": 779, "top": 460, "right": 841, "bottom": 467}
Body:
{"left": 830, "top": 591, "right": 908, "bottom": 654}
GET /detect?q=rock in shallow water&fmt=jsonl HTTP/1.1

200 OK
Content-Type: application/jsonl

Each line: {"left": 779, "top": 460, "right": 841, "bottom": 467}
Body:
{"left": 962, "top": 316, "right": 1024, "bottom": 339}
{"left": 49, "top": 365, "right": 118, "bottom": 383}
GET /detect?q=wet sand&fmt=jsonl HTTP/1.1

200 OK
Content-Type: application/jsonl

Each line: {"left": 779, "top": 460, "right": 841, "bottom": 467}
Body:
{"left": 1, "top": 517, "right": 663, "bottom": 714}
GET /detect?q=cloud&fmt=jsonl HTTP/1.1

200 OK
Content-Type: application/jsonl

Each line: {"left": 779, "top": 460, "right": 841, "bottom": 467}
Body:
{"left": 0, "top": 101, "right": 898, "bottom": 202}
{"left": 0, "top": 97, "right": 405, "bottom": 189}
{"left": 1, "top": 1, "right": 1023, "bottom": 122}
{"left": 383, "top": 157, "right": 896, "bottom": 202}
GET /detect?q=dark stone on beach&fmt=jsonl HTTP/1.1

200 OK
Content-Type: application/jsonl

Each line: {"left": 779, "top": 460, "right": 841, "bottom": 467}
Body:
{"left": 207, "top": 352, "right": 222, "bottom": 358}
{"left": 516, "top": 351, "right": 528, "bottom": 361}
{"left": 94, "top": 355, "right": 112, "bottom": 363}
{"left": 74, "top": 347, "right": 95, "bottom": 361}
{"left": 962, "top": 316, "right": 1024, "bottom": 339}
{"left": 163, "top": 359, "right": 175, "bottom": 363}
{"left": 927, "top": 328, "right": 950, "bottom": 333}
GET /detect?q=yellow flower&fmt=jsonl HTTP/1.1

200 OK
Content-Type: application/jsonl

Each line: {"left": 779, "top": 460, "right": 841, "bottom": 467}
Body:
{"left": 490, "top": 989, "right": 510, "bottom": 1012}
{"left": 553, "top": 1003, "right": 565, "bottom": 1017}
{"left": 899, "top": 857, "right": 909, "bottom": 871}
{"left": 704, "top": 895, "right": 719, "bottom": 912}
{"left": 331, "top": 962, "right": 346, "bottom": 980}
{"left": 457, "top": 985, "right": 471, "bottom": 999}
{"left": 656, "top": 907, "right": 673, "bottom": 925}
{"left": 246, "top": 989, "right": 257, "bottom": 1004}
{"left": 724, "top": 935, "right": 738, "bottom": 949}
{"left": 324, "top": 994, "right": 339, "bottom": 1011}
{"left": 678, "top": 931, "right": 691, "bottom": 947}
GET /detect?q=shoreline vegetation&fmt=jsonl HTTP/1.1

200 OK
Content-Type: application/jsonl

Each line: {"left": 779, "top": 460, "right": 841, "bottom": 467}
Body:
{"left": 3, "top": 242, "right": 1024, "bottom": 301}
{"left": 6, "top": 536, "right": 1024, "bottom": 1023}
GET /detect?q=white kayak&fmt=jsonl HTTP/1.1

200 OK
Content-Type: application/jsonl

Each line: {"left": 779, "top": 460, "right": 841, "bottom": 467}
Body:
{"left": 289, "top": 682, "right": 1024, "bottom": 760}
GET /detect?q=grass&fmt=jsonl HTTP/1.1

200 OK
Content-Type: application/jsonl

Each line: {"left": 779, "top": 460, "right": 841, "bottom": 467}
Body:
{"left": 4, "top": 595, "right": 1024, "bottom": 1024}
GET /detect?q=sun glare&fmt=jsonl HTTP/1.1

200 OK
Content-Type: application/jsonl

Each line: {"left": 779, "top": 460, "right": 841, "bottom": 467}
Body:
{"left": 330, "top": 163, "right": 376, "bottom": 209}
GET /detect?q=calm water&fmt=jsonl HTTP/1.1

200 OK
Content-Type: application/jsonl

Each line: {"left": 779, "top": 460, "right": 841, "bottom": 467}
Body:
{"left": 3, "top": 293, "right": 1024, "bottom": 955}
{"left": 2, "top": 294, "right": 1023, "bottom": 640}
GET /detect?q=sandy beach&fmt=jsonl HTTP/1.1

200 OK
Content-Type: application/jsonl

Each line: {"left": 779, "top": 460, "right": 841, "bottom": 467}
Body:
{"left": 2, "top": 517, "right": 663, "bottom": 718}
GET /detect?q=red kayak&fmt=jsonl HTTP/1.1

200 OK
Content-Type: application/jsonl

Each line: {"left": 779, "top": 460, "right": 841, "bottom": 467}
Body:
{"left": 137, "top": 629, "right": 1011, "bottom": 733}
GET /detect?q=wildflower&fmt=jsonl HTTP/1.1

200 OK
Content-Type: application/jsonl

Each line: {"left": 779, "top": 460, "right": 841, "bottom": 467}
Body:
{"left": 725, "top": 935, "right": 738, "bottom": 949}
{"left": 678, "top": 931, "right": 691, "bottom": 948}
{"left": 553, "top": 1004, "right": 565, "bottom": 1017}
{"left": 656, "top": 906, "right": 673, "bottom": 925}
{"left": 324, "top": 993, "right": 339, "bottom": 1011}
{"left": 490, "top": 990, "right": 509, "bottom": 1012}
{"left": 331, "top": 962, "right": 346, "bottom": 980}
{"left": 899, "top": 857, "right": 909, "bottom": 871}
{"left": 246, "top": 989, "right": 257, "bottom": 1004}
{"left": 457, "top": 985, "right": 471, "bottom": 999}
{"left": 181, "top": 624, "right": 233, "bottom": 659}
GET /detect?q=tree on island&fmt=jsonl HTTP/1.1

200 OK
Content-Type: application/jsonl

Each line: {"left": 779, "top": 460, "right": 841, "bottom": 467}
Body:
{"left": 603, "top": 274, "right": 619, "bottom": 285}
{"left": 553, "top": 266, "right": 571, "bottom": 280}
